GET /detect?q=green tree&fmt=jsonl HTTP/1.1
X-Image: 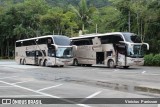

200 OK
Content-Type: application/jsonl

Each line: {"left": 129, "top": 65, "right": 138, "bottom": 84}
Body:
{"left": 91, "top": 6, "right": 121, "bottom": 33}
{"left": 69, "top": 0, "right": 97, "bottom": 34}
{"left": 40, "top": 7, "right": 78, "bottom": 36}
{"left": 0, "top": 0, "right": 49, "bottom": 57}
{"left": 109, "top": 0, "right": 160, "bottom": 53}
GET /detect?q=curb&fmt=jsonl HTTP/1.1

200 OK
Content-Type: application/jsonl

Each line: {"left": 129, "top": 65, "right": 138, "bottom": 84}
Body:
{"left": 64, "top": 79, "right": 160, "bottom": 95}
{"left": 96, "top": 81, "right": 160, "bottom": 94}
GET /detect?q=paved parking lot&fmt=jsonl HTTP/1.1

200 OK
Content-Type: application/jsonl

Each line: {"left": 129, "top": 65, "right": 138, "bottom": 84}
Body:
{"left": 0, "top": 60, "right": 159, "bottom": 107}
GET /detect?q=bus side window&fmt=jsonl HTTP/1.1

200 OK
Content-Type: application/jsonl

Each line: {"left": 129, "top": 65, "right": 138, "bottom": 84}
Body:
{"left": 26, "top": 51, "right": 30, "bottom": 57}
{"left": 99, "top": 35, "right": 112, "bottom": 44}
{"left": 48, "top": 39, "right": 56, "bottom": 57}
{"left": 112, "top": 35, "right": 124, "bottom": 43}
{"left": 47, "top": 38, "right": 52, "bottom": 44}
{"left": 47, "top": 38, "right": 52, "bottom": 49}
{"left": 23, "top": 41, "right": 29, "bottom": 46}
{"left": 38, "top": 38, "right": 46, "bottom": 44}
{"left": 107, "top": 51, "right": 112, "bottom": 57}
{"left": 72, "top": 40, "right": 81, "bottom": 46}
{"left": 16, "top": 42, "right": 21, "bottom": 47}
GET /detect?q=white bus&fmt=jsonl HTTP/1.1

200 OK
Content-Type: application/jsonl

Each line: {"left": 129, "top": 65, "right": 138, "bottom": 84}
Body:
{"left": 15, "top": 35, "right": 74, "bottom": 67}
{"left": 71, "top": 32, "right": 149, "bottom": 68}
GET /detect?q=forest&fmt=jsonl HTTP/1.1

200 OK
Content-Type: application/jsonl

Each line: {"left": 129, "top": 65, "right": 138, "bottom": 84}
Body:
{"left": 0, "top": 0, "right": 159, "bottom": 58}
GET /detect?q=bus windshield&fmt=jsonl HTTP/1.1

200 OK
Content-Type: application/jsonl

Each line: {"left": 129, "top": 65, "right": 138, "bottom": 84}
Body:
{"left": 127, "top": 44, "right": 146, "bottom": 58}
{"left": 123, "top": 33, "right": 141, "bottom": 43}
{"left": 53, "top": 36, "right": 71, "bottom": 46}
{"left": 56, "top": 47, "right": 73, "bottom": 58}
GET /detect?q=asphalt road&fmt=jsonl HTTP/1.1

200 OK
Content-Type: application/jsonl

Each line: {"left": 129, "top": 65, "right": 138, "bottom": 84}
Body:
{"left": 0, "top": 60, "right": 159, "bottom": 107}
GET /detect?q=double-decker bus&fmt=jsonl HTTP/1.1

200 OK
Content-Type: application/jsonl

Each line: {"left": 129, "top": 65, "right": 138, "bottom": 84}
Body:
{"left": 71, "top": 32, "right": 149, "bottom": 68}
{"left": 15, "top": 35, "right": 73, "bottom": 67}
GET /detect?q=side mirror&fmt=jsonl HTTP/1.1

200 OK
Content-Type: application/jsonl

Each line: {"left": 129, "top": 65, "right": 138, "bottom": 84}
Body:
{"left": 143, "top": 43, "right": 149, "bottom": 50}
{"left": 51, "top": 44, "right": 58, "bottom": 51}
{"left": 72, "top": 45, "right": 77, "bottom": 51}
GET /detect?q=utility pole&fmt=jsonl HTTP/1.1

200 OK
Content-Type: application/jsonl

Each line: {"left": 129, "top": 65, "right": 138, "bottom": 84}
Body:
{"left": 128, "top": 10, "right": 131, "bottom": 32}
{"left": 53, "top": 30, "right": 54, "bottom": 35}
{"left": 96, "top": 24, "right": 98, "bottom": 34}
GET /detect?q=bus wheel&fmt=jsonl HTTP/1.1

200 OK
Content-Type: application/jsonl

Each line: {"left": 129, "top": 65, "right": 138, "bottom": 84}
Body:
{"left": 123, "top": 66, "right": 129, "bottom": 69}
{"left": 23, "top": 59, "right": 26, "bottom": 65}
{"left": 73, "top": 59, "right": 79, "bottom": 66}
{"left": 60, "top": 65, "right": 64, "bottom": 67}
{"left": 86, "top": 64, "right": 92, "bottom": 67}
{"left": 20, "top": 59, "right": 22, "bottom": 65}
{"left": 108, "top": 59, "right": 115, "bottom": 68}
{"left": 43, "top": 60, "right": 47, "bottom": 67}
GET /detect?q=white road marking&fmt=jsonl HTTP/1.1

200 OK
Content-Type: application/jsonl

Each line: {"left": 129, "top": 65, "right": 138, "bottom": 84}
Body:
{"left": 0, "top": 76, "right": 18, "bottom": 79}
{"left": 114, "top": 69, "right": 119, "bottom": 72}
{"left": 86, "top": 91, "right": 102, "bottom": 98}
{"left": 0, "top": 80, "right": 91, "bottom": 107}
{"left": 144, "top": 73, "right": 160, "bottom": 76}
{"left": 36, "top": 84, "right": 63, "bottom": 92}
{"left": 79, "top": 91, "right": 102, "bottom": 105}
{"left": 90, "top": 68, "right": 98, "bottom": 71}
{"left": 77, "top": 104, "right": 91, "bottom": 107}
{"left": 158, "top": 104, "right": 160, "bottom": 107}
{"left": 142, "top": 71, "right": 146, "bottom": 74}
{"left": 0, "top": 80, "right": 60, "bottom": 98}
{"left": 12, "top": 80, "right": 32, "bottom": 85}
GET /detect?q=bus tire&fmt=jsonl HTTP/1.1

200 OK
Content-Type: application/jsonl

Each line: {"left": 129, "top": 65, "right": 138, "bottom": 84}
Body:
{"left": 73, "top": 59, "right": 79, "bottom": 66}
{"left": 43, "top": 59, "right": 47, "bottom": 67}
{"left": 108, "top": 59, "right": 115, "bottom": 68}
{"left": 20, "top": 59, "right": 22, "bottom": 65}
{"left": 123, "top": 66, "right": 129, "bottom": 69}
{"left": 86, "top": 64, "right": 92, "bottom": 67}
{"left": 60, "top": 65, "right": 64, "bottom": 67}
{"left": 23, "top": 59, "right": 26, "bottom": 65}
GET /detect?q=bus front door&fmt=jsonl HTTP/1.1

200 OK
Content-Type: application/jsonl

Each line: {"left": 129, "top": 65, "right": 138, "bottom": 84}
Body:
{"left": 35, "top": 50, "right": 39, "bottom": 65}
{"left": 96, "top": 52, "right": 104, "bottom": 64}
{"left": 116, "top": 44, "right": 126, "bottom": 66}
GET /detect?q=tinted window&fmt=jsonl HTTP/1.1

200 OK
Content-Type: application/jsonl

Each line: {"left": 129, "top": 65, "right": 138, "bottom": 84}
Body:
{"left": 112, "top": 35, "right": 124, "bottom": 43}
{"left": 23, "top": 40, "right": 36, "bottom": 46}
{"left": 36, "top": 50, "right": 46, "bottom": 56}
{"left": 123, "top": 33, "right": 141, "bottom": 43}
{"left": 26, "top": 51, "right": 35, "bottom": 57}
{"left": 71, "top": 40, "right": 81, "bottom": 46}
{"left": 72, "top": 38, "right": 93, "bottom": 46}
{"left": 99, "top": 35, "right": 124, "bottom": 44}
{"left": 26, "top": 50, "right": 46, "bottom": 57}
{"left": 99, "top": 35, "right": 112, "bottom": 44}
{"left": 37, "top": 38, "right": 46, "bottom": 44}
{"left": 37, "top": 37, "right": 53, "bottom": 45}
{"left": 131, "top": 36, "right": 141, "bottom": 43}
{"left": 16, "top": 42, "right": 21, "bottom": 47}
{"left": 53, "top": 36, "right": 70, "bottom": 46}
{"left": 23, "top": 41, "right": 28, "bottom": 46}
